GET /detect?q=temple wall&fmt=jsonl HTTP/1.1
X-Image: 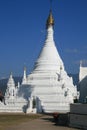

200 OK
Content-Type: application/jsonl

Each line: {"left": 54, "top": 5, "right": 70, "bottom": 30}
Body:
{"left": 69, "top": 104, "right": 87, "bottom": 130}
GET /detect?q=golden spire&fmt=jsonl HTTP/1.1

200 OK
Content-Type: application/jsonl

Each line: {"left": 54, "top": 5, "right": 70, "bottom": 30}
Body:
{"left": 46, "top": 10, "right": 54, "bottom": 28}
{"left": 24, "top": 66, "right": 26, "bottom": 71}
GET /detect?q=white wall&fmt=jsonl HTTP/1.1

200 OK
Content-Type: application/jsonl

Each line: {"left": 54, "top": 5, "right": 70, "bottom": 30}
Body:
{"left": 79, "top": 66, "right": 87, "bottom": 82}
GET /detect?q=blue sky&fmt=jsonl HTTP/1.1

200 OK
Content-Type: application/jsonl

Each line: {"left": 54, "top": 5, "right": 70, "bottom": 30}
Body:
{"left": 0, "top": 0, "right": 87, "bottom": 78}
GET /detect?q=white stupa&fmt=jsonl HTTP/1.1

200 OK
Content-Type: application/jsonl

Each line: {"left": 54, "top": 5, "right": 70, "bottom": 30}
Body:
{"left": 0, "top": 9, "right": 78, "bottom": 114}
{"left": 0, "top": 73, "right": 27, "bottom": 113}
{"left": 5, "top": 72, "right": 16, "bottom": 99}
{"left": 21, "top": 10, "right": 78, "bottom": 113}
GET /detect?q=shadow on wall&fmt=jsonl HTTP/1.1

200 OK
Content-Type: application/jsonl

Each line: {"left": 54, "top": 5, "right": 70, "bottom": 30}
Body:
{"left": 22, "top": 104, "right": 28, "bottom": 113}
{"left": 78, "top": 76, "right": 87, "bottom": 103}
{"left": 17, "top": 85, "right": 33, "bottom": 100}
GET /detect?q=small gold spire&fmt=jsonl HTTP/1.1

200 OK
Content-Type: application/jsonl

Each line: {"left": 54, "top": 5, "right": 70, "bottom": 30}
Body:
{"left": 46, "top": 10, "right": 54, "bottom": 28}
{"left": 10, "top": 71, "right": 12, "bottom": 76}
{"left": 24, "top": 66, "right": 26, "bottom": 71}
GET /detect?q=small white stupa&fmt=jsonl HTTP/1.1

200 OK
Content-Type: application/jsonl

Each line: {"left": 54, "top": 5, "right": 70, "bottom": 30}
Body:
{"left": 5, "top": 72, "right": 16, "bottom": 99}
{"left": 0, "top": 73, "right": 27, "bottom": 113}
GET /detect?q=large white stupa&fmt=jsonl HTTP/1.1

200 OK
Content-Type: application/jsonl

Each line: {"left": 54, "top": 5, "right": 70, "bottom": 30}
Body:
{"left": 0, "top": 9, "right": 78, "bottom": 113}
{"left": 21, "top": 10, "right": 78, "bottom": 113}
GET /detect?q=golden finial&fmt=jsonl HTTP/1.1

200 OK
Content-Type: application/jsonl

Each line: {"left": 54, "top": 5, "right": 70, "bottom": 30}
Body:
{"left": 24, "top": 63, "right": 26, "bottom": 71}
{"left": 24, "top": 66, "right": 26, "bottom": 71}
{"left": 80, "top": 60, "right": 82, "bottom": 67}
{"left": 46, "top": 0, "right": 54, "bottom": 28}
{"left": 46, "top": 10, "right": 54, "bottom": 28}
{"left": 10, "top": 71, "right": 13, "bottom": 76}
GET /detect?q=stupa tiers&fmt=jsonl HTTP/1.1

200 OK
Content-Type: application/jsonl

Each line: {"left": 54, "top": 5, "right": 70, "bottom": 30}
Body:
{"left": 0, "top": 10, "right": 78, "bottom": 113}
{"left": 25, "top": 10, "right": 78, "bottom": 113}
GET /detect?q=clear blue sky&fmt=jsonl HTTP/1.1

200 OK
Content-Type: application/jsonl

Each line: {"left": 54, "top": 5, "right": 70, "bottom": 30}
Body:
{"left": 0, "top": 0, "right": 87, "bottom": 78}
